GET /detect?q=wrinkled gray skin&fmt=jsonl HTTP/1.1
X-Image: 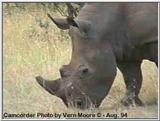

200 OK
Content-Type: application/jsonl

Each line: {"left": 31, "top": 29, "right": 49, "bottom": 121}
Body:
{"left": 36, "top": 3, "right": 158, "bottom": 109}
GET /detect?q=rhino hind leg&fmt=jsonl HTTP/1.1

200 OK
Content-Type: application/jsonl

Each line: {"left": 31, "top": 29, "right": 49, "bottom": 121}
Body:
{"left": 118, "top": 61, "right": 144, "bottom": 107}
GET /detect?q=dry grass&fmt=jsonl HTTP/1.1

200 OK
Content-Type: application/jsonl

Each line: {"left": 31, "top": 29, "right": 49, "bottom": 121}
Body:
{"left": 3, "top": 4, "right": 158, "bottom": 119}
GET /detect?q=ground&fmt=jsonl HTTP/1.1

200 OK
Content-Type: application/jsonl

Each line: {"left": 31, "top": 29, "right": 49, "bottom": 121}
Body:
{"left": 3, "top": 4, "right": 158, "bottom": 119}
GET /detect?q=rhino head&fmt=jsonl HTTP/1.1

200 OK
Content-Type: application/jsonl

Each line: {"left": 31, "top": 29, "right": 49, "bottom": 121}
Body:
{"left": 36, "top": 14, "right": 117, "bottom": 109}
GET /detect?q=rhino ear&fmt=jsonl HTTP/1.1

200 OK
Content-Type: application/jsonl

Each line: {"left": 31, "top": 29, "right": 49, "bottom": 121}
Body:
{"left": 47, "top": 13, "right": 78, "bottom": 30}
{"left": 36, "top": 76, "right": 61, "bottom": 95}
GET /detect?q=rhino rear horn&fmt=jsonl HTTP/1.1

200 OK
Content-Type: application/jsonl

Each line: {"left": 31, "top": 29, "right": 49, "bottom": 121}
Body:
{"left": 36, "top": 76, "right": 61, "bottom": 95}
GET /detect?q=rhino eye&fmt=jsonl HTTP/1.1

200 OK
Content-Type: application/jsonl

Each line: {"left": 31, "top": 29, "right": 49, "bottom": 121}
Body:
{"left": 78, "top": 65, "right": 89, "bottom": 76}
{"left": 82, "top": 68, "right": 88, "bottom": 74}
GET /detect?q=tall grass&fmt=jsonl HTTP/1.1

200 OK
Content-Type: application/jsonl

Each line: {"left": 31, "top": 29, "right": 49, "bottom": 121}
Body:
{"left": 3, "top": 3, "right": 158, "bottom": 118}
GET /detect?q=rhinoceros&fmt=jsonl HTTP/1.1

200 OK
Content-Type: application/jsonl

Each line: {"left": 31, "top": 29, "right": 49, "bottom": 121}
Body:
{"left": 36, "top": 3, "right": 158, "bottom": 109}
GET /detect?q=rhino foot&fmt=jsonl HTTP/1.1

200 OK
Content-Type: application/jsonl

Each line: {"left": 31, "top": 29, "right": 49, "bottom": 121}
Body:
{"left": 121, "top": 95, "right": 144, "bottom": 107}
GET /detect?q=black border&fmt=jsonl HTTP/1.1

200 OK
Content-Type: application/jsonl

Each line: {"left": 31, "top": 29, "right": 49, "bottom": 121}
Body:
{"left": 1, "top": 2, "right": 159, "bottom": 120}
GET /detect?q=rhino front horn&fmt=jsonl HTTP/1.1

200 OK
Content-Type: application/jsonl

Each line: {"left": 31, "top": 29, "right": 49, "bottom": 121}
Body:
{"left": 36, "top": 76, "right": 61, "bottom": 95}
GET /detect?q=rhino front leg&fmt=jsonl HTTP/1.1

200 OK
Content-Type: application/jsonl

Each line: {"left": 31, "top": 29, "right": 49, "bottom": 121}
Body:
{"left": 118, "top": 61, "right": 144, "bottom": 106}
